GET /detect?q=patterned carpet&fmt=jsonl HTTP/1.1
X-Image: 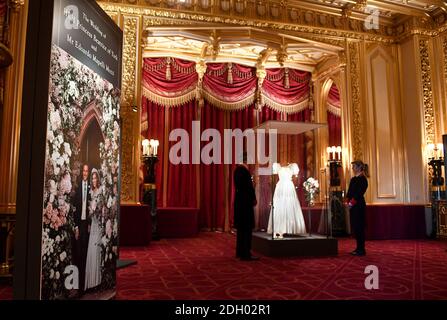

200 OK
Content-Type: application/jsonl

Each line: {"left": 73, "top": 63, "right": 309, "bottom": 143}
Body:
{"left": 1, "top": 232, "right": 447, "bottom": 300}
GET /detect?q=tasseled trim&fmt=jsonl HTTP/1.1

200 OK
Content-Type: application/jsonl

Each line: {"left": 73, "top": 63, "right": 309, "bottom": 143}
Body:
{"left": 284, "top": 68, "right": 290, "bottom": 89}
{"left": 227, "top": 62, "right": 233, "bottom": 84}
{"left": 207, "top": 65, "right": 227, "bottom": 77}
{"left": 290, "top": 71, "right": 311, "bottom": 83}
{"left": 327, "top": 103, "right": 341, "bottom": 117}
{"left": 233, "top": 67, "right": 253, "bottom": 79}
{"left": 142, "top": 85, "right": 196, "bottom": 107}
{"left": 166, "top": 57, "right": 172, "bottom": 81}
{"left": 201, "top": 88, "right": 255, "bottom": 111}
{"left": 266, "top": 70, "right": 284, "bottom": 81}
{"left": 171, "top": 59, "right": 195, "bottom": 74}
{"left": 143, "top": 59, "right": 166, "bottom": 72}
{"left": 261, "top": 93, "right": 309, "bottom": 114}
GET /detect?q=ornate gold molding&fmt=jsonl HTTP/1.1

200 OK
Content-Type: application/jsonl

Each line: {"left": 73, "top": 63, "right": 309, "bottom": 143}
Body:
{"left": 122, "top": 16, "right": 138, "bottom": 106}
{"left": 443, "top": 37, "right": 447, "bottom": 108}
{"left": 419, "top": 39, "right": 435, "bottom": 145}
{"left": 348, "top": 41, "right": 363, "bottom": 161}
{"left": 395, "top": 16, "right": 447, "bottom": 42}
{"left": 10, "top": 0, "right": 25, "bottom": 11}
{"left": 120, "top": 105, "right": 136, "bottom": 202}
{"left": 0, "top": 0, "right": 28, "bottom": 213}
{"left": 119, "top": 15, "right": 139, "bottom": 202}
{"left": 98, "top": 2, "right": 396, "bottom": 44}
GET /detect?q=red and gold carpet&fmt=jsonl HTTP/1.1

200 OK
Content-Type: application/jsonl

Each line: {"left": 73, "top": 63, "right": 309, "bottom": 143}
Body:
{"left": 1, "top": 232, "right": 447, "bottom": 300}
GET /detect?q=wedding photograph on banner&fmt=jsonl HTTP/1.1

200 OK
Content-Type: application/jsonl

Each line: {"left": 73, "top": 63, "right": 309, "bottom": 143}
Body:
{"left": 42, "top": 44, "right": 120, "bottom": 300}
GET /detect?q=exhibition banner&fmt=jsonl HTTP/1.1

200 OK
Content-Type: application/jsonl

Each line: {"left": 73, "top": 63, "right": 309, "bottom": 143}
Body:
{"left": 15, "top": 0, "right": 122, "bottom": 300}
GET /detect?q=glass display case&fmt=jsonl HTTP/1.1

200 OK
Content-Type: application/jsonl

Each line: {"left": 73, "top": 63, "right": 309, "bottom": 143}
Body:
{"left": 251, "top": 120, "right": 338, "bottom": 257}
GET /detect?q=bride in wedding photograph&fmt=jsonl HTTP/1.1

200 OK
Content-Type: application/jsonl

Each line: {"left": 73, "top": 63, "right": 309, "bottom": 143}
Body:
{"left": 85, "top": 168, "right": 104, "bottom": 291}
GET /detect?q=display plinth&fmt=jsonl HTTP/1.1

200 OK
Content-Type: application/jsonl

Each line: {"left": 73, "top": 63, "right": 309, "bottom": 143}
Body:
{"left": 252, "top": 232, "right": 338, "bottom": 257}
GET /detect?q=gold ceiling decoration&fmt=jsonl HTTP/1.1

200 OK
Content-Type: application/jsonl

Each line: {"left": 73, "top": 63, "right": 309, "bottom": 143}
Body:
{"left": 98, "top": 0, "right": 447, "bottom": 35}
{"left": 141, "top": 26, "right": 342, "bottom": 70}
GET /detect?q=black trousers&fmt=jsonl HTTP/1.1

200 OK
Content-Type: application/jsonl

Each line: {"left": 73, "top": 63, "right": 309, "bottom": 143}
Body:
{"left": 350, "top": 204, "right": 366, "bottom": 253}
{"left": 236, "top": 227, "right": 252, "bottom": 258}
{"left": 73, "top": 220, "right": 89, "bottom": 291}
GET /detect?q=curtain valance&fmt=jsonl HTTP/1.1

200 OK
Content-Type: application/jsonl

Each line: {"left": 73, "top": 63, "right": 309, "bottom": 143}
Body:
{"left": 142, "top": 57, "right": 198, "bottom": 107}
{"left": 142, "top": 57, "right": 311, "bottom": 113}
{"left": 262, "top": 68, "right": 310, "bottom": 114}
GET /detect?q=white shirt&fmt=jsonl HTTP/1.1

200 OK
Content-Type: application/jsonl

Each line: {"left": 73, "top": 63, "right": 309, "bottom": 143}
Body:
{"left": 81, "top": 180, "right": 87, "bottom": 221}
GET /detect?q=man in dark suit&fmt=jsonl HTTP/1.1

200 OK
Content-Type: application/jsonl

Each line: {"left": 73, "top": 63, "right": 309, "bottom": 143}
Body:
{"left": 233, "top": 156, "right": 259, "bottom": 261}
{"left": 73, "top": 164, "right": 91, "bottom": 292}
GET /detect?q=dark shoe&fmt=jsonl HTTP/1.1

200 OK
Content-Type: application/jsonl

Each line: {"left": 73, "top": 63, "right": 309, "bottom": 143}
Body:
{"left": 351, "top": 251, "right": 366, "bottom": 256}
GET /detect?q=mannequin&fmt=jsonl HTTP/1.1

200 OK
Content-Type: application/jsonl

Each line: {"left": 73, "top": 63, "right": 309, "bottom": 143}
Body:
{"left": 267, "top": 163, "right": 306, "bottom": 238}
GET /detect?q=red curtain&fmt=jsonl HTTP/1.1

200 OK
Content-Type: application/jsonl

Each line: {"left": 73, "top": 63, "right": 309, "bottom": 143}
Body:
{"left": 203, "top": 63, "right": 256, "bottom": 106}
{"left": 287, "top": 110, "right": 312, "bottom": 205}
{"left": 328, "top": 112, "right": 342, "bottom": 147}
{"left": 327, "top": 84, "right": 341, "bottom": 147}
{"left": 141, "top": 58, "right": 318, "bottom": 231}
{"left": 167, "top": 101, "right": 198, "bottom": 208}
{"left": 141, "top": 98, "right": 165, "bottom": 206}
{"left": 199, "top": 103, "right": 227, "bottom": 230}
{"left": 227, "top": 105, "right": 255, "bottom": 229}
{"left": 263, "top": 68, "right": 310, "bottom": 106}
{"left": 143, "top": 57, "right": 197, "bottom": 98}
{"left": 259, "top": 106, "right": 283, "bottom": 122}
{"left": 328, "top": 84, "right": 340, "bottom": 107}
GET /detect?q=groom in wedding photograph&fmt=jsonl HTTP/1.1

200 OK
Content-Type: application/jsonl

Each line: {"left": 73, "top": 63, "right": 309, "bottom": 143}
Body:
{"left": 73, "top": 164, "right": 91, "bottom": 294}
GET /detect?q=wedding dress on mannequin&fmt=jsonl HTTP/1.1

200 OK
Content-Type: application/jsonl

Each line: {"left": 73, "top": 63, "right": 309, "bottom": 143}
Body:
{"left": 267, "top": 163, "right": 306, "bottom": 238}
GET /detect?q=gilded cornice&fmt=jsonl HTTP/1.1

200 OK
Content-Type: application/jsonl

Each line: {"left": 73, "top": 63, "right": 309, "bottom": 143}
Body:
{"left": 98, "top": 1, "right": 447, "bottom": 44}
{"left": 395, "top": 16, "right": 447, "bottom": 42}
{"left": 98, "top": 2, "right": 396, "bottom": 44}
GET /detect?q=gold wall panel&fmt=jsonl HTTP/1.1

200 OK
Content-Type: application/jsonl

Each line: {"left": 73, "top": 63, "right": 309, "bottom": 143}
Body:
{"left": 365, "top": 45, "right": 405, "bottom": 202}
{"left": 119, "top": 15, "right": 142, "bottom": 203}
{"left": 348, "top": 41, "right": 363, "bottom": 161}
{"left": 0, "top": 1, "right": 28, "bottom": 213}
{"left": 419, "top": 39, "right": 435, "bottom": 145}
{"left": 122, "top": 16, "right": 138, "bottom": 107}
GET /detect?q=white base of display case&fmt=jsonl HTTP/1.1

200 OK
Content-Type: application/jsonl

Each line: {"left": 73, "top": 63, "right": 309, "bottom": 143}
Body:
{"left": 252, "top": 232, "right": 338, "bottom": 257}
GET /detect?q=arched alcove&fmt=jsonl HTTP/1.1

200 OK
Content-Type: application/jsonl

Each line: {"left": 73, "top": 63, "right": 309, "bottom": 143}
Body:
{"left": 79, "top": 102, "right": 106, "bottom": 172}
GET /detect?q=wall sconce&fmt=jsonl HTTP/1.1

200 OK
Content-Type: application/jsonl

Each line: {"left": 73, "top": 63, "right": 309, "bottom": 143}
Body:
{"left": 326, "top": 145, "right": 342, "bottom": 187}
{"left": 141, "top": 138, "right": 159, "bottom": 183}
{"left": 427, "top": 143, "right": 445, "bottom": 189}
{"left": 142, "top": 138, "right": 159, "bottom": 157}
{"left": 326, "top": 145, "right": 342, "bottom": 161}
{"left": 141, "top": 138, "right": 160, "bottom": 240}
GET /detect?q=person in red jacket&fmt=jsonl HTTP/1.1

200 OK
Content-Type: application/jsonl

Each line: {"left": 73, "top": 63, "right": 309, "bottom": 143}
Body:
{"left": 346, "top": 160, "right": 369, "bottom": 256}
